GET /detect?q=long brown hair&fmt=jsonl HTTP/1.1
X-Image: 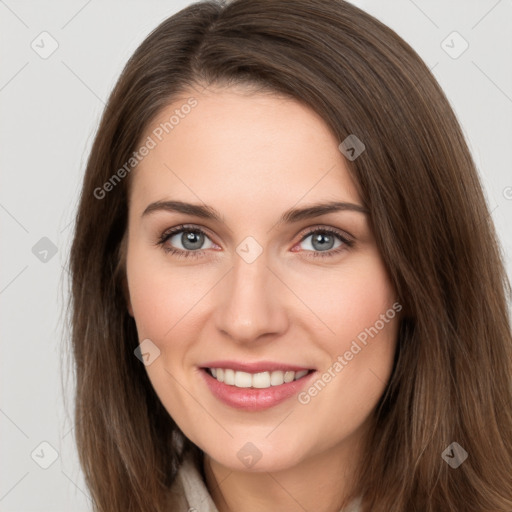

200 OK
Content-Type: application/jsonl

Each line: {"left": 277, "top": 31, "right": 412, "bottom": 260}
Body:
{"left": 67, "top": 0, "right": 512, "bottom": 510}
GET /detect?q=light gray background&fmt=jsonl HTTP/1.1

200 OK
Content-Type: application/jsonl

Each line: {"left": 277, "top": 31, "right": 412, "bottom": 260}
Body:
{"left": 1, "top": 0, "right": 511, "bottom": 510}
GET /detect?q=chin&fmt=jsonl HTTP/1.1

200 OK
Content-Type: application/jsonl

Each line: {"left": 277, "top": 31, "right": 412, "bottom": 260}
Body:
{"left": 203, "top": 439, "right": 306, "bottom": 473}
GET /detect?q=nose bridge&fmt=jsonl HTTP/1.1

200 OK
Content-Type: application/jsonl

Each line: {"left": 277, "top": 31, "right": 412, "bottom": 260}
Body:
{"left": 214, "top": 242, "right": 287, "bottom": 343}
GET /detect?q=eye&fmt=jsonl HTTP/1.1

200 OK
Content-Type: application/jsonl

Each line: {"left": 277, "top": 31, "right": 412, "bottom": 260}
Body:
{"left": 156, "top": 224, "right": 216, "bottom": 259}
{"left": 156, "top": 224, "right": 354, "bottom": 260}
{"left": 295, "top": 227, "right": 354, "bottom": 258}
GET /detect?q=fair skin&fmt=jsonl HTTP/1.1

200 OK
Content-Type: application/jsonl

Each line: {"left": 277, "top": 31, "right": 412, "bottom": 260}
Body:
{"left": 124, "top": 84, "right": 400, "bottom": 512}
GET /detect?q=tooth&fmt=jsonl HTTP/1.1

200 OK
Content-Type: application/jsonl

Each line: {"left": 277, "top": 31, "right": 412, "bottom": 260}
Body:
{"left": 284, "top": 371, "right": 295, "bottom": 383}
{"left": 234, "top": 371, "right": 253, "bottom": 388}
{"left": 270, "top": 371, "right": 285, "bottom": 386}
{"left": 209, "top": 368, "right": 309, "bottom": 388}
{"left": 224, "top": 368, "right": 235, "bottom": 385}
{"left": 252, "top": 371, "right": 271, "bottom": 388}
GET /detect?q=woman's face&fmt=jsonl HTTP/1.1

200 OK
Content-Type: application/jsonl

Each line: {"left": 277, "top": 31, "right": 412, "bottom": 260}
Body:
{"left": 124, "top": 85, "right": 400, "bottom": 472}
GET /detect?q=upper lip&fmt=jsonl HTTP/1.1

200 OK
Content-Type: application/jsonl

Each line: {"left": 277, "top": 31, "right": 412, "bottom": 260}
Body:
{"left": 200, "top": 360, "right": 315, "bottom": 373}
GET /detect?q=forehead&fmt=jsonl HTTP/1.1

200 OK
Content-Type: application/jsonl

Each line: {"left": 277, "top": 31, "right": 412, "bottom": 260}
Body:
{"left": 129, "top": 87, "right": 361, "bottom": 217}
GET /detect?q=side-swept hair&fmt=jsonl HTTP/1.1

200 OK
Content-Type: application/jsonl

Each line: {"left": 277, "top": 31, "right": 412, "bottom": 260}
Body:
{"left": 68, "top": 1, "right": 512, "bottom": 510}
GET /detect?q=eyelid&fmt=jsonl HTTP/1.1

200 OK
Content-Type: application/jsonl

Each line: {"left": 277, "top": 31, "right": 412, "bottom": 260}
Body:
{"left": 296, "top": 224, "right": 354, "bottom": 242}
{"left": 156, "top": 223, "right": 219, "bottom": 251}
{"left": 158, "top": 223, "right": 215, "bottom": 242}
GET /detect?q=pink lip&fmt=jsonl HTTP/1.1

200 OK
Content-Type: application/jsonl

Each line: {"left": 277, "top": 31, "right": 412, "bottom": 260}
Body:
{"left": 200, "top": 360, "right": 314, "bottom": 373}
{"left": 199, "top": 368, "right": 316, "bottom": 411}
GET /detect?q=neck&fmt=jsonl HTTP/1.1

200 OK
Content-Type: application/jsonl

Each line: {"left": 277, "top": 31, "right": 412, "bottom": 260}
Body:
{"left": 203, "top": 426, "right": 366, "bottom": 512}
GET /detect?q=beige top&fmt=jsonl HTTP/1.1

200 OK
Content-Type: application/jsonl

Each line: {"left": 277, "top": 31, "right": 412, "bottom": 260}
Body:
{"left": 167, "top": 450, "right": 362, "bottom": 512}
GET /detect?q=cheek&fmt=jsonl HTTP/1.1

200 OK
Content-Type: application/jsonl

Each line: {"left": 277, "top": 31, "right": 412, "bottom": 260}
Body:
{"left": 290, "top": 252, "right": 397, "bottom": 350}
{"left": 126, "top": 269, "right": 170, "bottom": 339}
{"left": 294, "top": 252, "right": 399, "bottom": 400}
{"left": 126, "top": 249, "right": 203, "bottom": 411}
{"left": 126, "top": 244, "right": 205, "bottom": 340}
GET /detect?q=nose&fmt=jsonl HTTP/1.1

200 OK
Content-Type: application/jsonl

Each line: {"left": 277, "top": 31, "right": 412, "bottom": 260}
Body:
{"left": 213, "top": 250, "right": 289, "bottom": 345}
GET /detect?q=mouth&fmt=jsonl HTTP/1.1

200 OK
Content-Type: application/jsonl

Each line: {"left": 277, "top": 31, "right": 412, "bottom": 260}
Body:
{"left": 202, "top": 367, "right": 315, "bottom": 389}
{"left": 199, "top": 366, "right": 317, "bottom": 411}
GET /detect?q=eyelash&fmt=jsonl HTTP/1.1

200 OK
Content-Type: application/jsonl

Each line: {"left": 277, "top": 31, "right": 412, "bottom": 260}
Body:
{"left": 155, "top": 224, "right": 354, "bottom": 260}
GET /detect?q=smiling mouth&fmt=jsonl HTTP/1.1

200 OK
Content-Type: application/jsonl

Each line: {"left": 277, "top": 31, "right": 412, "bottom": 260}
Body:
{"left": 202, "top": 367, "right": 315, "bottom": 389}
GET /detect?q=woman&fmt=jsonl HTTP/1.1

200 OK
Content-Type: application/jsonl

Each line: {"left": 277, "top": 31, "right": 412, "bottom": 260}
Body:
{"left": 68, "top": 0, "right": 512, "bottom": 510}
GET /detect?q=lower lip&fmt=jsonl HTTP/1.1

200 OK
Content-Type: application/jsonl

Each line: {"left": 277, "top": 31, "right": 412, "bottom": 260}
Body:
{"left": 200, "top": 368, "right": 316, "bottom": 411}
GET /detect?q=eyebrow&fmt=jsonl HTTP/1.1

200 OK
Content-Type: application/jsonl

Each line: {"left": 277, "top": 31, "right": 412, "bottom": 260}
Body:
{"left": 141, "top": 200, "right": 369, "bottom": 224}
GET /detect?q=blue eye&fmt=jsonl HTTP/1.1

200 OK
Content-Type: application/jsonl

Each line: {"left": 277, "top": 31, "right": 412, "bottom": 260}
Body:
{"left": 156, "top": 224, "right": 353, "bottom": 260}
{"left": 156, "top": 225, "right": 214, "bottom": 259}
{"left": 297, "top": 228, "right": 352, "bottom": 257}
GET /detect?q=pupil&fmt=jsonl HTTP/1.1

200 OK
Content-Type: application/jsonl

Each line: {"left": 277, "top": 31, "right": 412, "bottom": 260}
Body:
{"left": 182, "top": 231, "right": 204, "bottom": 250}
{"left": 312, "top": 233, "right": 333, "bottom": 251}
